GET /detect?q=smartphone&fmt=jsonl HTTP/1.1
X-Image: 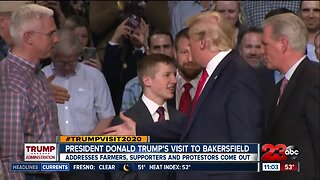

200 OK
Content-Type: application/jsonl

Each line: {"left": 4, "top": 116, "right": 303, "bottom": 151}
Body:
{"left": 125, "top": 15, "right": 141, "bottom": 30}
{"left": 82, "top": 47, "right": 96, "bottom": 61}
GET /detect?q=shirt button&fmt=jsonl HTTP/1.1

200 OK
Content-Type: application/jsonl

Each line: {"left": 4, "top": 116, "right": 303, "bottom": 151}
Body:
{"left": 122, "top": 63, "right": 127, "bottom": 69}
{"left": 65, "top": 106, "right": 68, "bottom": 110}
{"left": 66, "top": 121, "right": 69, "bottom": 124}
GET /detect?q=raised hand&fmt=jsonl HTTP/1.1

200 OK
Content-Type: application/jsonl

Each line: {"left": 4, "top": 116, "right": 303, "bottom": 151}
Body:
{"left": 110, "top": 18, "right": 135, "bottom": 43}
{"left": 129, "top": 18, "right": 149, "bottom": 48}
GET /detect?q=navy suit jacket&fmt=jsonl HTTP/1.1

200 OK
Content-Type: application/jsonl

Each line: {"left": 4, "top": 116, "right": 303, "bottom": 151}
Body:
{"left": 255, "top": 66, "right": 276, "bottom": 113}
{"left": 137, "top": 50, "right": 264, "bottom": 180}
{"left": 261, "top": 59, "right": 319, "bottom": 180}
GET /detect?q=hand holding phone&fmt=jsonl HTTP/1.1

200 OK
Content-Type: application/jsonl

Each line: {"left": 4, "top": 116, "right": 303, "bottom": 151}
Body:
{"left": 82, "top": 47, "right": 96, "bottom": 61}
{"left": 125, "top": 15, "right": 141, "bottom": 31}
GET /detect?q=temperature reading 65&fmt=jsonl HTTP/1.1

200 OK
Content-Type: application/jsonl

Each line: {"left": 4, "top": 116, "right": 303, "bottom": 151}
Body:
{"left": 182, "top": 164, "right": 191, "bottom": 170}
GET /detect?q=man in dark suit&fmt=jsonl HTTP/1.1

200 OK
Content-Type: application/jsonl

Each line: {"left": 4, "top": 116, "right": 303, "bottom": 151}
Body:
{"left": 106, "top": 11, "right": 263, "bottom": 180}
{"left": 111, "top": 54, "right": 185, "bottom": 180}
{"left": 260, "top": 13, "right": 319, "bottom": 180}
{"left": 175, "top": 11, "right": 263, "bottom": 180}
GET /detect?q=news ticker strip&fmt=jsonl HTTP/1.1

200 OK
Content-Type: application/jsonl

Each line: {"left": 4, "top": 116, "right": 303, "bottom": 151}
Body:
{"left": 262, "top": 162, "right": 300, "bottom": 172}
{"left": 58, "top": 136, "right": 149, "bottom": 143}
{"left": 11, "top": 162, "right": 259, "bottom": 172}
{"left": 59, "top": 143, "right": 258, "bottom": 153}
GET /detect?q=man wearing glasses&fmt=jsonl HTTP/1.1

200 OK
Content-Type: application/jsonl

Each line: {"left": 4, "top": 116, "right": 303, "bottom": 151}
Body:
{"left": 42, "top": 28, "right": 115, "bottom": 180}
{"left": 42, "top": 28, "right": 115, "bottom": 137}
{"left": 0, "top": 4, "right": 60, "bottom": 180}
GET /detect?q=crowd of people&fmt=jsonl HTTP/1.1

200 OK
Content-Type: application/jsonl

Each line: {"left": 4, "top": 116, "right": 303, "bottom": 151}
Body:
{"left": 0, "top": 1, "right": 319, "bottom": 180}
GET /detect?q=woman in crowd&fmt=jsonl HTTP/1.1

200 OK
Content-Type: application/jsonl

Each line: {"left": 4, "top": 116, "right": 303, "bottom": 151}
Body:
{"left": 214, "top": 1, "right": 246, "bottom": 41}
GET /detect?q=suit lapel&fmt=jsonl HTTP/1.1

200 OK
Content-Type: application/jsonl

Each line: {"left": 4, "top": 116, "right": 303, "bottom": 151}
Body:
{"left": 275, "top": 80, "right": 297, "bottom": 113}
{"left": 265, "top": 82, "right": 281, "bottom": 131}
{"left": 167, "top": 105, "right": 178, "bottom": 120}
{"left": 181, "top": 51, "right": 234, "bottom": 139}
{"left": 131, "top": 99, "right": 155, "bottom": 124}
{"left": 267, "top": 59, "right": 308, "bottom": 131}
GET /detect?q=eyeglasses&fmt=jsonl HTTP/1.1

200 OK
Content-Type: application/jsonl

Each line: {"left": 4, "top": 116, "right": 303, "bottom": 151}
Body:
{"left": 31, "top": 30, "right": 57, "bottom": 38}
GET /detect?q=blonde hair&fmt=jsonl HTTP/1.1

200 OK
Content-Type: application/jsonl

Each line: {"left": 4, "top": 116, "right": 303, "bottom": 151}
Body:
{"left": 213, "top": 1, "right": 246, "bottom": 27}
{"left": 263, "top": 13, "right": 308, "bottom": 54}
{"left": 10, "top": 4, "right": 53, "bottom": 44}
{"left": 186, "top": 11, "right": 236, "bottom": 51}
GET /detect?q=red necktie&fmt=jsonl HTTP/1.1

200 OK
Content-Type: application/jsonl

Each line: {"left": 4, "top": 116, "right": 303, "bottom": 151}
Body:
{"left": 277, "top": 77, "right": 288, "bottom": 105}
{"left": 179, "top": 83, "right": 193, "bottom": 114}
{"left": 191, "top": 69, "right": 209, "bottom": 112}
{"left": 156, "top": 106, "right": 165, "bottom": 122}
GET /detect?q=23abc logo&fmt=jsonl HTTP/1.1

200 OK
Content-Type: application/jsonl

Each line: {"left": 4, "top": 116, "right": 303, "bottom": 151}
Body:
{"left": 261, "top": 144, "right": 299, "bottom": 161}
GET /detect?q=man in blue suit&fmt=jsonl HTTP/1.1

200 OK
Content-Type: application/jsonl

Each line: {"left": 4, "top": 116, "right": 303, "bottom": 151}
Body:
{"left": 106, "top": 11, "right": 263, "bottom": 180}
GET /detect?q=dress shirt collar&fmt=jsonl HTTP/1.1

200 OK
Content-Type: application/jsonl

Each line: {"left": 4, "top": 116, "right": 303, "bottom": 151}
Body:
{"left": 7, "top": 49, "right": 41, "bottom": 74}
{"left": 141, "top": 94, "right": 168, "bottom": 116}
{"left": 206, "top": 49, "right": 232, "bottom": 77}
{"left": 50, "top": 62, "right": 80, "bottom": 77}
{"left": 134, "top": 46, "right": 145, "bottom": 52}
{"left": 284, "top": 55, "right": 305, "bottom": 81}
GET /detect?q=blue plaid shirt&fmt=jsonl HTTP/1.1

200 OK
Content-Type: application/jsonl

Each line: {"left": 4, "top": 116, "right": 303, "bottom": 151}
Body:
{"left": 121, "top": 76, "right": 142, "bottom": 112}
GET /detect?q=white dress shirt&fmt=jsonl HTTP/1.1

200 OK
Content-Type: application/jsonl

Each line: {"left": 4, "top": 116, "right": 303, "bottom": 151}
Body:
{"left": 284, "top": 55, "right": 305, "bottom": 81}
{"left": 203, "top": 50, "right": 232, "bottom": 91}
{"left": 42, "top": 63, "right": 115, "bottom": 135}
{"left": 141, "top": 94, "right": 169, "bottom": 122}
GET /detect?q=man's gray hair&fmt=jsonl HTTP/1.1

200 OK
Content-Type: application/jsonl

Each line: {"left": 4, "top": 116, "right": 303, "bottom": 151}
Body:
{"left": 53, "top": 28, "right": 82, "bottom": 57}
{"left": 10, "top": 4, "right": 53, "bottom": 44}
{"left": 263, "top": 13, "right": 308, "bottom": 54}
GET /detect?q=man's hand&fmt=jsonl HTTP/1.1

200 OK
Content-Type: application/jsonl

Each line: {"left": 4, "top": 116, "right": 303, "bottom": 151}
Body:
{"left": 129, "top": 19, "right": 149, "bottom": 49}
{"left": 104, "top": 112, "right": 136, "bottom": 136}
{"left": 47, "top": 75, "right": 70, "bottom": 104}
{"left": 110, "top": 18, "right": 134, "bottom": 43}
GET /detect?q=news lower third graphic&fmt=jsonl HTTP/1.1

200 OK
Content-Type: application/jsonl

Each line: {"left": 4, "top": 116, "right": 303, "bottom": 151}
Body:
{"left": 260, "top": 144, "right": 300, "bottom": 172}
{"left": 59, "top": 136, "right": 149, "bottom": 143}
{"left": 24, "top": 143, "right": 57, "bottom": 161}
{"left": 11, "top": 136, "right": 300, "bottom": 172}
{"left": 261, "top": 144, "right": 299, "bottom": 162}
